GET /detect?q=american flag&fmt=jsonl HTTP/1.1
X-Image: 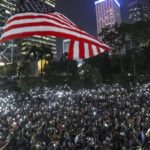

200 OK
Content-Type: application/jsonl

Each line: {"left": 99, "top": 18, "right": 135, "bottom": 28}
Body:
{"left": 0, "top": 0, "right": 110, "bottom": 59}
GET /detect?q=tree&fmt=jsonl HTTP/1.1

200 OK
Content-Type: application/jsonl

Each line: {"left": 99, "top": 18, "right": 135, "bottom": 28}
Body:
{"left": 44, "top": 53, "right": 79, "bottom": 85}
{"left": 100, "top": 24, "right": 128, "bottom": 74}
{"left": 100, "top": 21, "right": 150, "bottom": 79}
{"left": 82, "top": 63, "right": 102, "bottom": 87}
{"left": 83, "top": 53, "right": 111, "bottom": 83}
{"left": 17, "top": 62, "right": 32, "bottom": 77}
{"left": 23, "top": 44, "right": 54, "bottom": 76}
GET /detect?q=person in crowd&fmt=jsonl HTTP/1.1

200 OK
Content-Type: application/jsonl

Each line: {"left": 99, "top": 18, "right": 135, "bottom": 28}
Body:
{"left": 0, "top": 83, "right": 150, "bottom": 149}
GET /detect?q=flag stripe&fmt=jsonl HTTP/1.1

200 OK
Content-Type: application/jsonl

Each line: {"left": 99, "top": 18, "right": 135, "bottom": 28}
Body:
{"left": 68, "top": 40, "right": 74, "bottom": 60}
{"left": 89, "top": 44, "right": 94, "bottom": 58}
{"left": 92, "top": 45, "right": 98, "bottom": 56}
{"left": 79, "top": 42, "right": 85, "bottom": 58}
{"left": 84, "top": 43, "right": 90, "bottom": 58}
{"left": 99, "top": 48, "right": 105, "bottom": 53}
{"left": 73, "top": 41, "right": 79, "bottom": 59}
{"left": 5, "top": 20, "right": 79, "bottom": 33}
{"left": 51, "top": 13, "right": 76, "bottom": 27}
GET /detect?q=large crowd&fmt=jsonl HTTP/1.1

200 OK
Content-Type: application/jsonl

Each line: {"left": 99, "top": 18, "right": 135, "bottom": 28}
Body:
{"left": 0, "top": 83, "right": 150, "bottom": 150}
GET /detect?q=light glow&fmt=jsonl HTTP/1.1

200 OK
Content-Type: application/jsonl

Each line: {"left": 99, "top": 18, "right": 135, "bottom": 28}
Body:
{"left": 95, "top": 0, "right": 120, "bottom": 7}
{"left": 114, "top": 0, "right": 120, "bottom": 7}
{"left": 95, "top": 0, "right": 106, "bottom": 5}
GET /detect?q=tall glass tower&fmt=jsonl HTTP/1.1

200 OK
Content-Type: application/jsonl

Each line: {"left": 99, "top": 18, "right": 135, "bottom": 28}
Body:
{"left": 95, "top": 0, "right": 121, "bottom": 37}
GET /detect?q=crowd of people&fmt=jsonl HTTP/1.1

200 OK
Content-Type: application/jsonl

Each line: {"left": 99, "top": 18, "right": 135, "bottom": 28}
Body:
{"left": 0, "top": 83, "right": 150, "bottom": 150}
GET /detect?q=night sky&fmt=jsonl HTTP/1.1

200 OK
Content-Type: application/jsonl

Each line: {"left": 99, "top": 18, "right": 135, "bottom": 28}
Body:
{"left": 55, "top": 0, "right": 126, "bottom": 57}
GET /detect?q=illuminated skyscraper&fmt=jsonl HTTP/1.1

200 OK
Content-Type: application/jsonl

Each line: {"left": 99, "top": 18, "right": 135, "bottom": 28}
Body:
{"left": 127, "top": 0, "right": 150, "bottom": 23}
{"left": 95, "top": 0, "right": 121, "bottom": 37}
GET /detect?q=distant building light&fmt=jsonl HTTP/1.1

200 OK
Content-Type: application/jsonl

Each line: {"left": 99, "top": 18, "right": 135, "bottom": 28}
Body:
{"left": 0, "top": 62, "right": 5, "bottom": 66}
{"left": 95, "top": 0, "right": 106, "bottom": 5}
{"left": 95, "top": 0, "right": 120, "bottom": 7}
{"left": 114, "top": 0, "right": 120, "bottom": 7}
{"left": 5, "top": 10, "right": 10, "bottom": 14}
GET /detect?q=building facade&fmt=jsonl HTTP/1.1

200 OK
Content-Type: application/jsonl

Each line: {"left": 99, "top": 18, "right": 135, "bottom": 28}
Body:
{"left": 0, "top": 0, "right": 56, "bottom": 63}
{"left": 95, "top": 0, "right": 121, "bottom": 37}
{"left": 127, "top": 0, "right": 150, "bottom": 23}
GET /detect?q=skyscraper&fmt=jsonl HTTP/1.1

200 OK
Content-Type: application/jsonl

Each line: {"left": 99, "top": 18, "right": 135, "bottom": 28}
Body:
{"left": 0, "top": 0, "right": 56, "bottom": 63}
{"left": 95, "top": 0, "right": 121, "bottom": 37}
{"left": 127, "top": 0, "right": 150, "bottom": 23}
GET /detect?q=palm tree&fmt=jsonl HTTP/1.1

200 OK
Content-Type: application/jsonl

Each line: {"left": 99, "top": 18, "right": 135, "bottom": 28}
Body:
{"left": 24, "top": 44, "right": 54, "bottom": 76}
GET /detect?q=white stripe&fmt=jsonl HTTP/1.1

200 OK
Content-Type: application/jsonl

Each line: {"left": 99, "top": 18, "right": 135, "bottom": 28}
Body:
{"left": 92, "top": 45, "right": 98, "bottom": 56}
{"left": 73, "top": 41, "right": 79, "bottom": 59}
{"left": 84, "top": 43, "right": 89, "bottom": 58}
{"left": 1, "top": 26, "right": 110, "bottom": 48}
{"left": 99, "top": 48, "right": 104, "bottom": 53}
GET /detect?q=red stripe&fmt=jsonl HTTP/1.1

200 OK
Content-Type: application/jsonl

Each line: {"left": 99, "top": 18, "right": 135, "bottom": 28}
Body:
{"left": 89, "top": 44, "right": 94, "bottom": 57}
{"left": 79, "top": 42, "right": 85, "bottom": 58}
{"left": 68, "top": 40, "right": 75, "bottom": 59}
{"left": 97, "top": 46, "right": 101, "bottom": 54}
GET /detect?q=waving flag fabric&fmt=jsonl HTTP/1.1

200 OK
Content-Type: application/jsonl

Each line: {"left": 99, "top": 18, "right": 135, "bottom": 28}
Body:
{"left": 0, "top": 0, "right": 110, "bottom": 59}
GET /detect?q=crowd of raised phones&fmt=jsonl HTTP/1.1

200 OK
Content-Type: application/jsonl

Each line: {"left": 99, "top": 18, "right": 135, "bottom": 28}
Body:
{"left": 0, "top": 83, "right": 150, "bottom": 150}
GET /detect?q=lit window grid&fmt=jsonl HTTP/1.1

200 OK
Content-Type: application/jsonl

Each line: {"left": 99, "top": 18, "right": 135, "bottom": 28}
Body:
{"left": 95, "top": 0, "right": 121, "bottom": 34}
